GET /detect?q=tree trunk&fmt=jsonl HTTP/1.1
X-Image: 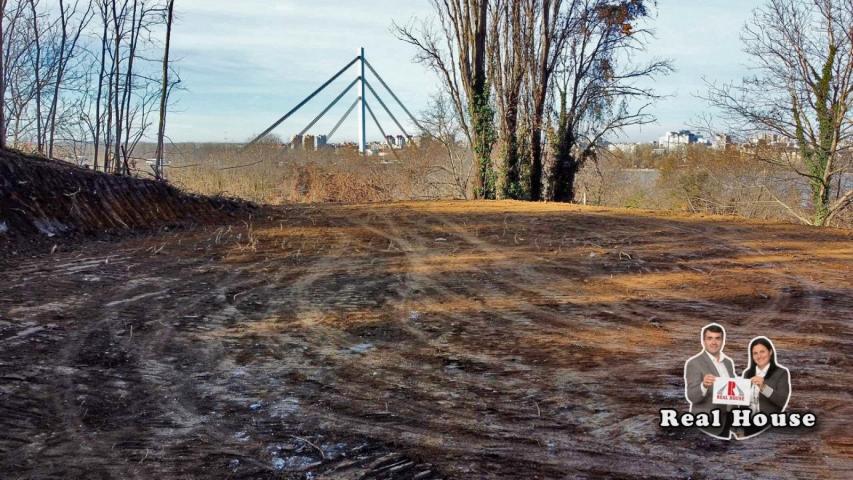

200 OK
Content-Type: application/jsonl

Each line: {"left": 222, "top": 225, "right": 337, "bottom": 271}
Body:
{"left": 549, "top": 88, "right": 578, "bottom": 202}
{"left": 155, "top": 0, "right": 174, "bottom": 180}
{"left": 502, "top": 104, "right": 520, "bottom": 197}
{"left": 93, "top": 2, "right": 108, "bottom": 171}
{"left": 469, "top": 0, "right": 494, "bottom": 199}
{"left": 527, "top": 0, "right": 556, "bottom": 201}
{"left": 0, "top": 0, "right": 6, "bottom": 149}
{"left": 29, "top": 0, "right": 42, "bottom": 152}
{"left": 120, "top": 0, "right": 140, "bottom": 171}
{"left": 529, "top": 104, "right": 544, "bottom": 200}
{"left": 112, "top": 1, "right": 122, "bottom": 173}
{"left": 470, "top": 90, "right": 495, "bottom": 199}
{"left": 551, "top": 152, "right": 579, "bottom": 202}
{"left": 47, "top": 0, "right": 68, "bottom": 159}
{"left": 490, "top": 0, "right": 526, "bottom": 199}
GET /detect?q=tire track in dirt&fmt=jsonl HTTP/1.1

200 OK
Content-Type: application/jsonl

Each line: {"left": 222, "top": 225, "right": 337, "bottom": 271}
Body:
{"left": 163, "top": 212, "right": 446, "bottom": 478}
{"left": 320, "top": 218, "right": 564, "bottom": 476}
{"left": 388, "top": 206, "right": 848, "bottom": 478}
{"left": 2, "top": 202, "right": 850, "bottom": 479}
{"left": 684, "top": 221, "right": 851, "bottom": 470}
{"left": 45, "top": 253, "right": 258, "bottom": 476}
{"left": 331, "top": 208, "right": 692, "bottom": 478}
{"left": 2, "top": 254, "right": 163, "bottom": 477}
{"left": 395, "top": 209, "right": 700, "bottom": 474}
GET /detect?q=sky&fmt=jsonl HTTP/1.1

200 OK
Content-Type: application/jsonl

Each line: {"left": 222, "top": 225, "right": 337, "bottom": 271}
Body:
{"left": 166, "top": 0, "right": 760, "bottom": 144}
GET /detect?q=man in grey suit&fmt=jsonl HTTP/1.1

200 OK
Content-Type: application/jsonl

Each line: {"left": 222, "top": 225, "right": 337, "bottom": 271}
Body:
{"left": 684, "top": 323, "right": 736, "bottom": 438}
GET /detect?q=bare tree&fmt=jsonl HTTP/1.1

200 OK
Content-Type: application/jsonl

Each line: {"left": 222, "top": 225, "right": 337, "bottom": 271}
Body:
{"left": 92, "top": 0, "right": 110, "bottom": 170}
{"left": 27, "top": 0, "right": 41, "bottom": 151}
{"left": 549, "top": 0, "right": 670, "bottom": 202}
{"left": 13, "top": 0, "right": 65, "bottom": 154}
{"left": 46, "top": 0, "right": 92, "bottom": 158}
{"left": 120, "top": 0, "right": 142, "bottom": 171}
{"left": 110, "top": 0, "right": 125, "bottom": 172}
{"left": 101, "top": 0, "right": 166, "bottom": 174}
{"left": 523, "top": 0, "right": 573, "bottom": 201}
{"left": 706, "top": 0, "right": 853, "bottom": 226}
{"left": 2, "top": 1, "right": 36, "bottom": 147}
{"left": 1, "top": 0, "right": 6, "bottom": 148}
{"left": 1, "top": 0, "right": 172, "bottom": 171}
{"left": 420, "top": 91, "right": 474, "bottom": 198}
{"left": 394, "top": 0, "right": 496, "bottom": 198}
{"left": 154, "top": 0, "right": 173, "bottom": 180}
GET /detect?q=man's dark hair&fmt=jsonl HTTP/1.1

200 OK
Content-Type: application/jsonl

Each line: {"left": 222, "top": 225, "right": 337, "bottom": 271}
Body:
{"left": 702, "top": 324, "right": 725, "bottom": 339}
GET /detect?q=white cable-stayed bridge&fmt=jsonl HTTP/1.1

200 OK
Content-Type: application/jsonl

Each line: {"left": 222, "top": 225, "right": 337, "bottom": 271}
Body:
{"left": 246, "top": 48, "right": 423, "bottom": 157}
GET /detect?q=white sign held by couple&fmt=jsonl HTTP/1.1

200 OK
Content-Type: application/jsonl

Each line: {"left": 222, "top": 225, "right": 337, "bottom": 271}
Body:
{"left": 712, "top": 378, "right": 751, "bottom": 406}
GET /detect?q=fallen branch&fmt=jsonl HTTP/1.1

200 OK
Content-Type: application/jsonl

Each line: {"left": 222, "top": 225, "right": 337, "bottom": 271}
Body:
{"left": 290, "top": 435, "right": 326, "bottom": 459}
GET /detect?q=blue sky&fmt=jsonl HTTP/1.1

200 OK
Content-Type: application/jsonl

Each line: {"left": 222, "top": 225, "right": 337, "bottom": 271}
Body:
{"left": 167, "top": 0, "right": 758, "bottom": 143}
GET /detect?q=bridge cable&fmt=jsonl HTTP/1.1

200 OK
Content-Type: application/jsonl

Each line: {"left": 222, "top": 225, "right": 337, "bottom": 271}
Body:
{"left": 296, "top": 77, "right": 360, "bottom": 138}
{"left": 364, "top": 100, "right": 401, "bottom": 162}
{"left": 364, "top": 79, "right": 411, "bottom": 139}
{"left": 246, "top": 55, "right": 360, "bottom": 146}
{"left": 327, "top": 98, "right": 359, "bottom": 141}
{"left": 364, "top": 59, "right": 425, "bottom": 135}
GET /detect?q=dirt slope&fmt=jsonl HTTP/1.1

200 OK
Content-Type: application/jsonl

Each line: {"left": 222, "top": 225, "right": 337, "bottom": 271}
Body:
{"left": 0, "top": 148, "right": 251, "bottom": 251}
{"left": 1, "top": 201, "right": 851, "bottom": 478}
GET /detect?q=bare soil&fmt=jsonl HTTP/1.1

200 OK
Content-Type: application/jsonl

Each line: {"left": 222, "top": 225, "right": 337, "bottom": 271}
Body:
{"left": 1, "top": 200, "right": 851, "bottom": 479}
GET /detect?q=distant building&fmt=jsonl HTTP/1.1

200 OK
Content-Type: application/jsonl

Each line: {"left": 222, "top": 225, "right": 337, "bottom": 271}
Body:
{"left": 658, "top": 130, "right": 698, "bottom": 149}
{"left": 289, "top": 134, "right": 303, "bottom": 149}
{"left": 712, "top": 133, "right": 733, "bottom": 150}
{"left": 367, "top": 141, "right": 385, "bottom": 155}
{"left": 656, "top": 130, "right": 713, "bottom": 150}
{"left": 302, "top": 135, "right": 315, "bottom": 150}
{"left": 750, "top": 132, "right": 794, "bottom": 148}
{"left": 381, "top": 135, "right": 410, "bottom": 149}
{"left": 607, "top": 143, "right": 635, "bottom": 154}
{"left": 313, "top": 134, "right": 327, "bottom": 150}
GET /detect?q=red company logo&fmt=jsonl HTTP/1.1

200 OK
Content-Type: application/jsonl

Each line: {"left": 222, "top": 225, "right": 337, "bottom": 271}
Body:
{"left": 716, "top": 380, "right": 745, "bottom": 401}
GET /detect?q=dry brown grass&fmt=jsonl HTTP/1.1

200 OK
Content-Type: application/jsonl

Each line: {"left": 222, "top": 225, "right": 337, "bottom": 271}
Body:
{"left": 160, "top": 141, "right": 850, "bottom": 227}
{"left": 575, "top": 146, "right": 853, "bottom": 228}
{"left": 165, "top": 142, "right": 464, "bottom": 204}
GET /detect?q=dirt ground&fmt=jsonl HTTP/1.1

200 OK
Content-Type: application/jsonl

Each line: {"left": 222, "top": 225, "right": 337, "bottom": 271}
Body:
{"left": 1, "top": 200, "right": 851, "bottom": 479}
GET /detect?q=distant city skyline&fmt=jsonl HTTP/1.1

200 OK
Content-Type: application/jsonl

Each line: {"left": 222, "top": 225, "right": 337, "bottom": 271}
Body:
{"left": 167, "top": 0, "right": 758, "bottom": 144}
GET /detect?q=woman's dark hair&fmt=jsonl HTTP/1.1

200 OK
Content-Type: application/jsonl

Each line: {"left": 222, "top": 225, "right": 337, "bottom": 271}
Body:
{"left": 743, "top": 337, "right": 778, "bottom": 379}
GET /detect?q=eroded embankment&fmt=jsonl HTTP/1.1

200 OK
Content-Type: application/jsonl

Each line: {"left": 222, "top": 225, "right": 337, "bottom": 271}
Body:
{"left": 0, "top": 148, "right": 252, "bottom": 250}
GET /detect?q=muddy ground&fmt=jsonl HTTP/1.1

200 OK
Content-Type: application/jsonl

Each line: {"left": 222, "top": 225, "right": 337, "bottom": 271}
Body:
{"left": 1, "top": 201, "right": 851, "bottom": 479}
